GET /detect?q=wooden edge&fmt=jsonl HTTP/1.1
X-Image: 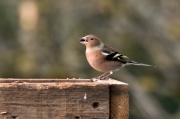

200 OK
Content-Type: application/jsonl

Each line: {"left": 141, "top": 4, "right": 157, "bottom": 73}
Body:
{"left": 0, "top": 78, "right": 128, "bottom": 85}
{"left": 0, "top": 78, "right": 92, "bottom": 83}
{"left": 110, "top": 83, "right": 129, "bottom": 119}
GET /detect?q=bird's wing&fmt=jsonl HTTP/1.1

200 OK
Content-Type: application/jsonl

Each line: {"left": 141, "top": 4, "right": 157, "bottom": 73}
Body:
{"left": 101, "top": 45, "right": 131, "bottom": 64}
{"left": 101, "top": 45, "right": 153, "bottom": 67}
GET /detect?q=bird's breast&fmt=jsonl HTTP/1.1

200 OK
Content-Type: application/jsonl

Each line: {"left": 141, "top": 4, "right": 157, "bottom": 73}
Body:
{"left": 86, "top": 50, "right": 104, "bottom": 67}
{"left": 85, "top": 50, "right": 121, "bottom": 72}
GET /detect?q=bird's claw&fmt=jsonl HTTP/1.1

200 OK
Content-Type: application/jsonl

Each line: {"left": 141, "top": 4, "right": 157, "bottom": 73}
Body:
{"left": 100, "top": 76, "right": 111, "bottom": 80}
{"left": 91, "top": 76, "right": 111, "bottom": 82}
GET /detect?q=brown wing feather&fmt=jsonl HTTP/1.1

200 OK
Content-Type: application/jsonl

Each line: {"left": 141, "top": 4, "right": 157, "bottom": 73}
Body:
{"left": 101, "top": 45, "right": 131, "bottom": 64}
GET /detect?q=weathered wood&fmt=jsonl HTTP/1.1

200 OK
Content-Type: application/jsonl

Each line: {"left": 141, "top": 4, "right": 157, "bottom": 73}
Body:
{"left": 110, "top": 83, "right": 129, "bottom": 119}
{"left": 0, "top": 79, "right": 128, "bottom": 119}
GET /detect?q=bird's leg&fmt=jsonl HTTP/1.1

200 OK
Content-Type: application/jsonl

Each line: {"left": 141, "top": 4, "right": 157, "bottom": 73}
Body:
{"left": 91, "top": 72, "right": 109, "bottom": 81}
{"left": 92, "top": 73, "right": 107, "bottom": 80}
{"left": 98, "top": 72, "right": 109, "bottom": 78}
{"left": 91, "top": 71, "right": 113, "bottom": 81}
{"left": 100, "top": 71, "right": 113, "bottom": 80}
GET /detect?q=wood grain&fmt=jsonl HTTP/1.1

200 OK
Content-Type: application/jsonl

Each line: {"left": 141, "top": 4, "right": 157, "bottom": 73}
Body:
{"left": 0, "top": 79, "right": 128, "bottom": 119}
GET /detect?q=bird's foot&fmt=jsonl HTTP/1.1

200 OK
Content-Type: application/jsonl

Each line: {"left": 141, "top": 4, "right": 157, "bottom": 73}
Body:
{"left": 91, "top": 78, "right": 99, "bottom": 82}
{"left": 99, "top": 76, "right": 111, "bottom": 80}
{"left": 91, "top": 76, "right": 101, "bottom": 82}
{"left": 91, "top": 76, "right": 111, "bottom": 82}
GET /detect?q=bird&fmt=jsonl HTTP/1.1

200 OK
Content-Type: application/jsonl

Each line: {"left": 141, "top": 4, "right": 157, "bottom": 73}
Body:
{"left": 80, "top": 34, "right": 154, "bottom": 80}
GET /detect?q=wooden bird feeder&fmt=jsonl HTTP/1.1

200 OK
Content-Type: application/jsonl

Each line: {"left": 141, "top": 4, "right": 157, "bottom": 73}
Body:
{"left": 0, "top": 79, "right": 129, "bottom": 119}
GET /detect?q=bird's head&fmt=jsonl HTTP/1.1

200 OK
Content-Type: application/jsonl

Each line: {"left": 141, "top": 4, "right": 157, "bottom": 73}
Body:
{"left": 80, "top": 35, "right": 102, "bottom": 47}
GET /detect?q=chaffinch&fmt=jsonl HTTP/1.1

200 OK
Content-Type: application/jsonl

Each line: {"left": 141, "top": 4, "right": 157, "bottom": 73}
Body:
{"left": 80, "top": 34, "right": 153, "bottom": 80}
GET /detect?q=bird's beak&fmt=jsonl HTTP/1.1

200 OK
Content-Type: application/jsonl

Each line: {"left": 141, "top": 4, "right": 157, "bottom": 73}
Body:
{"left": 80, "top": 37, "right": 88, "bottom": 44}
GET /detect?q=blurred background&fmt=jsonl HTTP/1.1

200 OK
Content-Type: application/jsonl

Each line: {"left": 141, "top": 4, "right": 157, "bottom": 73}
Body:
{"left": 0, "top": 0, "right": 180, "bottom": 118}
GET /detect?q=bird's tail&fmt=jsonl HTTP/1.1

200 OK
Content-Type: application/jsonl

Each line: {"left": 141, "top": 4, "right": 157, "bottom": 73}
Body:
{"left": 127, "top": 61, "right": 156, "bottom": 67}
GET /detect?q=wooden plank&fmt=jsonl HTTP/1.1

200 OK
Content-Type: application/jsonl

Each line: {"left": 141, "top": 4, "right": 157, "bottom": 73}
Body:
{"left": 110, "top": 83, "right": 129, "bottom": 119}
{"left": 0, "top": 79, "right": 128, "bottom": 119}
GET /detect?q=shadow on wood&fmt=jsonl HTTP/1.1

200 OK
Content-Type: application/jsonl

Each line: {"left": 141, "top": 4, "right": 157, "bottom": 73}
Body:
{"left": 0, "top": 79, "right": 129, "bottom": 119}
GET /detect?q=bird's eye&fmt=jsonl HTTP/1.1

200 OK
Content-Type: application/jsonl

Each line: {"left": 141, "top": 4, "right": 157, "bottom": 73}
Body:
{"left": 90, "top": 38, "right": 94, "bottom": 40}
